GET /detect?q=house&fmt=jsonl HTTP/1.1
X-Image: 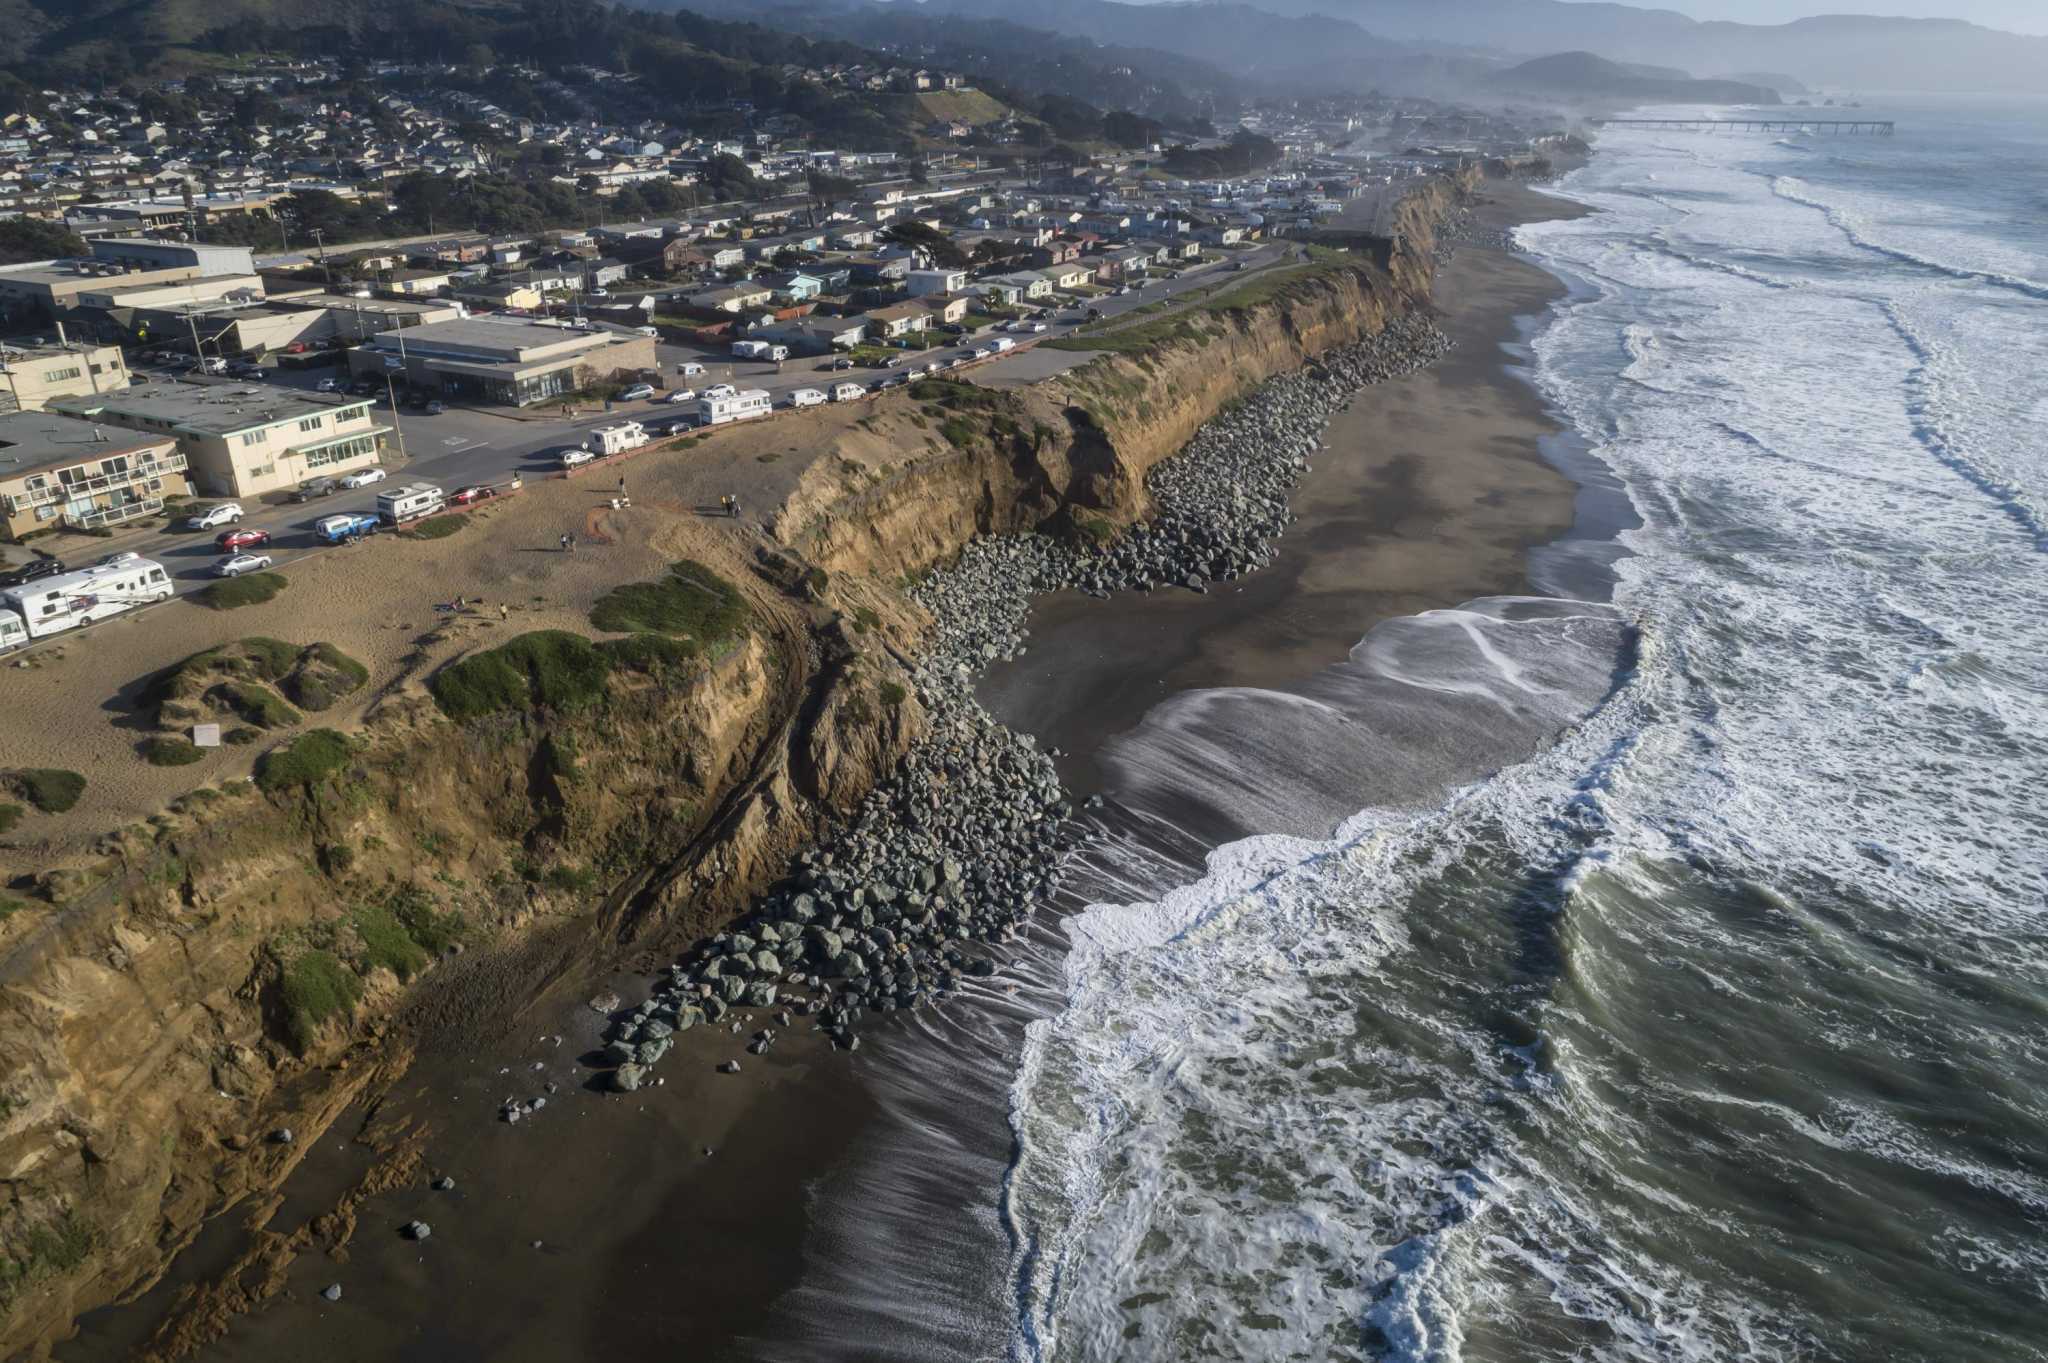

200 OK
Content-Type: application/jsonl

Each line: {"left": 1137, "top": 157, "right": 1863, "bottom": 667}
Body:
{"left": 920, "top": 293, "right": 971, "bottom": 326}
{"left": 846, "top": 254, "right": 909, "bottom": 284}
{"left": 760, "top": 314, "right": 867, "bottom": 354}
{"left": 973, "top": 279, "right": 1023, "bottom": 307}
{"left": 1100, "top": 246, "right": 1152, "bottom": 280}
{"left": 0, "top": 409, "right": 189, "bottom": 537}
{"left": 759, "top": 270, "right": 823, "bottom": 302}
{"left": 862, "top": 301, "right": 928, "bottom": 339}
{"left": 1038, "top": 263, "right": 1093, "bottom": 291}
{"left": 905, "top": 267, "right": 967, "bottom": 297}
{"left": 451, "top": 279, "right": 544, "bottom": 311}
{"left": 985, "top": 270, "right": 1053, "bottom": 300}
{"left": 382, "top": 266, "right": 452, "bottom": 297}
{"left": 53, "top": 386, "right": 388, "bottom": 499}
{"left": 688, "top": 281, "right": 774, "bottom": 314}
{"left": 615, "top": 236, "right": 706, "bottom": 278}
{"left": 583, "top": 258, "right": 633, "bottom": 290}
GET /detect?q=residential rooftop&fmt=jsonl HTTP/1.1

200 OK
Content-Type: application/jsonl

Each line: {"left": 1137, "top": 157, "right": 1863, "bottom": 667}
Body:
{"left": 50, "top": 380, "right": 364, "bottom": 436}
{"left": 0, "top": 408, "right": 169, "bottom": 478}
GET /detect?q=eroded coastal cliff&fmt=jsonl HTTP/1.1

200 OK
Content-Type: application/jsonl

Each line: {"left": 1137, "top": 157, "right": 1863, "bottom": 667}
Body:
{"left": 0, "top": 172, "right": 1470, "bottom": 1358}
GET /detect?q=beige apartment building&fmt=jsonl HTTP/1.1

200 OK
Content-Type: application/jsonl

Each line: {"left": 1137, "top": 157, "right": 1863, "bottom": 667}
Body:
{"left": 0, "top": 409, "right": 189, "bottom": 538}
{"left": 52, "top": 383, "right": 388, "bottom": 498}
{"left": 0, "top": 341, "right": 130, "bottom": 413}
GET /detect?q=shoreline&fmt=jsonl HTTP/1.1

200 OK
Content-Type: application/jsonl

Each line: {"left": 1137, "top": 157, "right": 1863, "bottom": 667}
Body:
{"left": 51, "top": 180, "right": 1603, "bottom": 1363}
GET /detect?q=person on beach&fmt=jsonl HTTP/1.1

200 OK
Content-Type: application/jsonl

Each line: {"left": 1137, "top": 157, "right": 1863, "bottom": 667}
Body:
{"left": 560, "top": 533, "right": 574, "bottom": 553}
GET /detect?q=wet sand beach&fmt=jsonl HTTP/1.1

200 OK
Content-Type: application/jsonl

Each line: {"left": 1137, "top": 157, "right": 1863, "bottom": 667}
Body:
{"left": 52, "top": 181, "right": 1596, "bottom": 1363}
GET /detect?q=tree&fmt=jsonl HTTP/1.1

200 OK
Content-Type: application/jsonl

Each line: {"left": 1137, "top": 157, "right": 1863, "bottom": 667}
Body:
{"left": 0, "top": 219, "right": 88, "bottom": 265}
{"left": 807, "top": 170, "right": 857, "bottom": 200}
{"left": 1103, "top": 110, "right": 1164, "bottom": 149}
{"left": 907, "top": 160, "right": 930, "bottom": 185}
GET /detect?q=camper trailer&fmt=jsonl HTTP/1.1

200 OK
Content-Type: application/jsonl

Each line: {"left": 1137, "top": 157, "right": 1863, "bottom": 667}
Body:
{"left": 375, "top": 483, "right": 446, "bottom": 525}
{"left": 0, "top": 557, "right": 174, "bottom": 641}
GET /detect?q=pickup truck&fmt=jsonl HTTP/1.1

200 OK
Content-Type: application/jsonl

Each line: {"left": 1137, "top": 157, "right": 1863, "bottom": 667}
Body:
{"left": 315, "top": 512, "right": 380, "bottom": 544}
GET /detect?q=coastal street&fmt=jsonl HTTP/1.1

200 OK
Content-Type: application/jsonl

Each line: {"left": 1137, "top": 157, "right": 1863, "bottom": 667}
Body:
{"left": 5, "top": 242, "right": 1299, "bottom": 610}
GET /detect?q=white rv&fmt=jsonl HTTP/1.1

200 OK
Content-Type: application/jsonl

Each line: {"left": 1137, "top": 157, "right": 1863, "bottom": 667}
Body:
{"left": 0, "top": 557, "right": 174, "bottom": 641}
{"left": 375, "top": 483, "right": 446, "bottom": 525}
{"left": 697, "top": 389, "right": 772, "bottom": 426}
{"left": 0, "top": 611, "right": 27, "bottom": 652}
{"left": 590, "top": 421, "right": 650, "bottom": 455}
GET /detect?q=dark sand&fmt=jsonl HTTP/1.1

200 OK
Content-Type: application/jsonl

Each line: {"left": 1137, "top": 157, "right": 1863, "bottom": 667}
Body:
{"left": 54, "top": 181, "right": 1593, "bottom": 1363}
{"left": 980, "top": 182, "right": 1590, "bottom": 792}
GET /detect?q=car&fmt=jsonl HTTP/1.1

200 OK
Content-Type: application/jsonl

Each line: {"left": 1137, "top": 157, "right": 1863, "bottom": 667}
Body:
{"left": 661, "top": 388, "right": 696, "bottom": 405}
{"left": 290, "top": 476, "right": 341, "bottom": 502}
{"left": 1028, "top": 321, "right": 1048, "bottom": 333}
{"left": 338, "top": 468, "right": 387, "bottom": 490}
{"left": 92, "top": 551, "right": 141, "bottom": 568}
{"left": 703, "top": 383, "right": 736, "bottom": 399}
{"left": 826, "top": 357, "right": 854, "bottom": 371}
{"left": 591, "top": 288, "right": 610, "bottom": 299}
{"left": 211, "top": 552, "right": 273, "bottom": 578}
{"left": 184, "top": 502, "right": 244, "bottom": 530}
{"left": 449, "top": 485, "right": 496, "bottom": 506}
{"left": 227, "top": 363, "right": 262, "bottom": 379}
{"left": 881, "top": 356, "right": 904, "bottom": 368}
{"left": 556, "top": 447, "right": 595, "bottom": 469}
{"left": 650, "top": 418, "right": 692, "bottom": 437}
{"left": 940, "top": 323, "right": 965, "bottom": 335}
{"left": 216, "top": 527, "right": 272, "bottom": 552}
{"left": 315, "top": 378, "right": 341, "bottom": 393}
{"left": 0, "top": 556, "right": 66, "bottom": 588}
{"left": 348, "top": 381, "right": 377, "bottom": 396}
{"left": 618, "top": 383, "right": 656, "bottom": 401}
{"left": 424, "top": 399, "right": 446, "bottom": 414}
{"left": 285, "top": 342, "right": 308, "bottom": 354}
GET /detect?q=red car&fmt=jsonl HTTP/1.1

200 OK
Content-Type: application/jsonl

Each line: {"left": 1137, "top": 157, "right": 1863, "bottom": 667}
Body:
{"left": 449, "top": 485, "right": 497, "bottom": 506}
{"left": 215, "top": 527, "right": 272, "bottom": 551}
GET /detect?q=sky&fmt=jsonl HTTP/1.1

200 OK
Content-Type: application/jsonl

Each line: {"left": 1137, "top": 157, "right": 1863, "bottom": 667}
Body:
{"left": 1557, "top": 0, "right": 2048, "bottom": 35}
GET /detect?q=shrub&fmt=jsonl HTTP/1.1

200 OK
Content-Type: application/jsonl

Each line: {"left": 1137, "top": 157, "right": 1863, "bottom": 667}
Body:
{"left": 0, "top": 895, "right": 27, "bottom": 922}
{"left": 197, "top": 572, "right": 287, "bottom": 610}
{"left": 254, "top": 729, "right": 353, "bottom": 792}
{"left": 12, "top": 768, "right": 85, "bottom": 814}
{"left": 389, "top": 885, "right": 464, "bottom": 955}
{"left": 283, "top": 642, "right": 369, "bottom": 711}
{"left": 351, "top": 904, "right": 431, "bottom": 981}
{"left": 142, "top": 737, "right": 205, "bottom": 767}
{"left": 598, "top": 632, "right": 698, "bottom": 676}
{"left": 429, "top": 631, "right": 612, "bottom": 721}
{"left": 879, "top": 680, "right": 908, "bottom": 708}
{"left": 279, "top": 949, "right": 360, "bottom": 1052}
{"left": 217, "top": 681, "right": 302, "bottom": 730}
{"left": 852, "top": 606, "right": 880, "bottom": 634}
{"left": 589, "top": 562, "right": 748, "bottom": 642}
{"left": 543, "top": 864, "right": 598, "bottom": 894}
{"left": 939, "top": 417, "right": 977, "bottom": 449}
{"left": 224, "top": 726, "right": 261, "bottom": 745}
{"left": 397, "top": 516, "right": 465, "bottom": 541}
{"left": 0, "top": 803, "right": 22, "bottom": 835}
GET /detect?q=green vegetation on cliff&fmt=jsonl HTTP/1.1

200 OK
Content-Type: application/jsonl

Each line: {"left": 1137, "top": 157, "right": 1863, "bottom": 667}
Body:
{"left": 254, "top": 729, "right": 354, "bottom": 792}
{"left": 278, "top": 949, "right": 360, "bottom": 1053}
{"left": 430, "top": 631, "right": 613, "bottom": 721}
{"left": 589, "top": 561, "right": 749, "bottom": 643}
{"left": 5, "top": 769, "right": 85, "bottom": 814}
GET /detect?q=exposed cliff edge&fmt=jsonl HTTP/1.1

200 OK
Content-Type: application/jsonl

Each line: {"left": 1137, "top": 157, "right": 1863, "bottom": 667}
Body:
{"left": 0, "top": 173, "right": 1467, "bottom": 1357}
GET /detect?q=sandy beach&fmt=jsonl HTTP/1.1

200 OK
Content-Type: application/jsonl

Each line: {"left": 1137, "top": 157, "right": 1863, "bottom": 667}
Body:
{"left": 52, "top": 181, "right": 1599, "bottom": 1363}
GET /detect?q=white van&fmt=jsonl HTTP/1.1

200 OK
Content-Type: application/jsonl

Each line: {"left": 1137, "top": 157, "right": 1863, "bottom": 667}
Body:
{"left": 0, "top": 557, "right": 173, "bottom": 640}
{"left": 678, "top": 362, "right": 706, "bottom": 377}
{"left": 635, "top": 325, "right": 661, "bottom": 338}
{"left": 787, "top": 388, "right": 826, "bottom": 408}
{"left": 830, "top": 383, "right": 865, "bottom": 403}
{"left": 375, "top": 483, "right": 446, "bottom": 525}
{"left": 0, "top": 610, "right": 28, "bottom": 653}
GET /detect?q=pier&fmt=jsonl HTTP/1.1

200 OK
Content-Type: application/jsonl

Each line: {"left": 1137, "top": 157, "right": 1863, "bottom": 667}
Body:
{"left": 1593, "top": 118, "right": 1895, "bottom": 135}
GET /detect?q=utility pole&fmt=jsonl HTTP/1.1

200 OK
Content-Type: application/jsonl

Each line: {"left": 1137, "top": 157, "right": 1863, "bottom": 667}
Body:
{"left": 311, "top": 228, "right": 330, "bottom": 291}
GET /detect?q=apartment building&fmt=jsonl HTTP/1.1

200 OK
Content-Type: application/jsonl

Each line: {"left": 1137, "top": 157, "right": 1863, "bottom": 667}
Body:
{"left": 0, "top": 409, "right": 189, "bottom": 538}
{"left": 52, "top": 383, "right": 387, "bottom": 498}
{"left": 0, "top": 341, "right": 130, "bottom": 413}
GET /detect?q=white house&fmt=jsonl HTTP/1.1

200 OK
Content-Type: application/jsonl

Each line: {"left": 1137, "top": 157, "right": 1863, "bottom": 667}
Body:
{"left": 906, "top": 267, "right": 967, "bottom": 297}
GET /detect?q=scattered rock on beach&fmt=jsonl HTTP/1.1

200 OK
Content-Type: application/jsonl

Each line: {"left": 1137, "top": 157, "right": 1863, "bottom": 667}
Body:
{"left": 403, "top": 1221, "right": 431, "bottom": 1241}
{"left": 321, "top": 1283, "right": 343, "bottom": 1302}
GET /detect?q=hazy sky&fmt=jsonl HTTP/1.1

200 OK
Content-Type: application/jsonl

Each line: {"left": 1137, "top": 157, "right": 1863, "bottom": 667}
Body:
{"left": 1558, "top": 0, "right": 2048, "bottom": 35}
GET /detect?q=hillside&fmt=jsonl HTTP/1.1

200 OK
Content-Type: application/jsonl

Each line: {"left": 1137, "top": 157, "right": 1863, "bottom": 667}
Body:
{"left": 1494, "top": 51, "right": 1781, "bottom": 105}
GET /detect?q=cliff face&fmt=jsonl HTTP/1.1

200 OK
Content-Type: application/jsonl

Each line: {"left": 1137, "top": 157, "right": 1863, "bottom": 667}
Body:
{"left": 0, "top": 178, "right": 1463, "bottom": 1357}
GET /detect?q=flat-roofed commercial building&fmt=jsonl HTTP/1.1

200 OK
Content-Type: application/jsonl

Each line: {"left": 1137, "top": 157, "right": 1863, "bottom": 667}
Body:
{"left": 0, "top": 409, "right": 189, "bottom": 537}
{"left": 51, "top": 382, "right": 388, "bottom": 498}
{"left": 0, "top": 239, "right": 257, "bottom": 324}
{"left": 348, "top": 318, "right": 658, "bottom": 407}
{"left": 0, "top": 341, "right": 131, "bottom": 413}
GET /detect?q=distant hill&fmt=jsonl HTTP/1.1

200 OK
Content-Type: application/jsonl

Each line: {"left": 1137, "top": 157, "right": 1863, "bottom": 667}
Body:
{"left": 1495, "top": 51, "right": 1781, "bottom": 105}
{"left": 1713, "top": 71, "right": 1810, "bottom": 97}
{"left": 1246, "top": 0, "right": 2048, "bottom": 93}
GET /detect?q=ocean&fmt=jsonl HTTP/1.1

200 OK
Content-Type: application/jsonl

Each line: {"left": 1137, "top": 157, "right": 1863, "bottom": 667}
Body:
{"left": 750, "top": 96, "right": 2048, "bottom": 1362}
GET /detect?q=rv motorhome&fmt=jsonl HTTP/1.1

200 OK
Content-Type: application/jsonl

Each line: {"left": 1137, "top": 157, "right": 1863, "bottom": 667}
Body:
{"left": 0, "top": 557, "right": 174, "bottom": 641}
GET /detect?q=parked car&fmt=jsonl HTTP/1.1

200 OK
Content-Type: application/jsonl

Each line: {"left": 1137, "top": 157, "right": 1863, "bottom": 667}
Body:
{"left": 0, "top": 556, "right": 65, "bottom": 588}
{"left": 556, "top": 447, "right": 595, "bottom": 469}
{"left": 650, "top": 418, "right": 692, "bottom": 437}
{"left": 449, "top": 485, "right": 496, "bottom": 506}
{"left": 703, "top": 383, "right": 736, "bottom": 399}
{"left": 940, "top": 323, "right": 965, "bottom": 335}
{"left": 338, "top": 467, "right": 387, "bottom": 490}
{"left": 291, "top": 476, "right": 341, "bottom": 502}
{"left": 618, "top": 383, "right": 656, "bottom": 401}
{"left": 424, "top": 399, "right": 446, "bottom": 415}
{"left": 315, "top": 512, "right": 379, "bottom": 544}
{"left": 348, "top": 381, "right": 378, "bottom": 396}
{"left": 826, "top": 356, "right": 855, "bottom": 371}
{"left": 183, "top": 502, "right": 244, "bottom": 530}
{"left": 591, "top": 288, "right": 610, "bottom": 299}
{"left": 211, "top": 552, "right": 273, "bottom": 577}
{"left": 662, "top": 389, "right": 696, "bottom": 405}
{"left": 1028, "top": 321, "right": 1049, "bottom": 333}
{"left": 91, "top": 551, "right": 140, "bottom": 568}
{"left": 215, "top": 528, "right": 272, "bottom": 551}
{"left": 315, "top": 378, "right": 341, "bottom": 393}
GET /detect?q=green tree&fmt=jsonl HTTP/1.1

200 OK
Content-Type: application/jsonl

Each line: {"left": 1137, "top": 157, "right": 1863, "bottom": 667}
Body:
{"left": 0, "top": 219, "right": 88, "bottom": 265}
